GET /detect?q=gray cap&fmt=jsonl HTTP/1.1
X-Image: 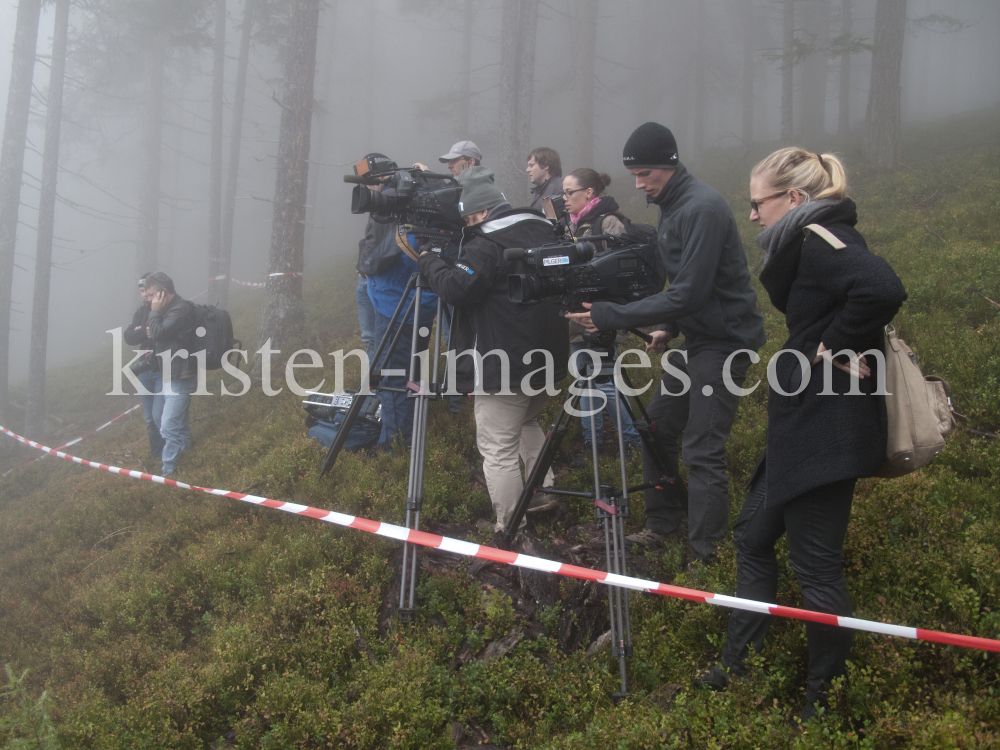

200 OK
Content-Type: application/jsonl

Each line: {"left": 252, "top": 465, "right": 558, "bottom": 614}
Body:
{"left": 457, "top": 166, "right": 505, "bottom": 216}
{"left": 439, "top": 140, "right": 483, "bottom": 163}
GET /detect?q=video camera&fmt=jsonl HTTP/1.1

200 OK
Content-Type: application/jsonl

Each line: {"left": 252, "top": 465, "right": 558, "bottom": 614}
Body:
{"left": 504, "top": 234, "right": 665, "bottom": 311}
{"left": 345, "top": 156, "right": 463, "bottom": 259}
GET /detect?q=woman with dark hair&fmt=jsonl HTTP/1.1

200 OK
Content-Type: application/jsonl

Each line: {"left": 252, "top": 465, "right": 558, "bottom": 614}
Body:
{"left": 695, "top": 147, "right": 907, "bottom": 724}
{"left": 562, "top": 168, "right": 642, "bottom": 460}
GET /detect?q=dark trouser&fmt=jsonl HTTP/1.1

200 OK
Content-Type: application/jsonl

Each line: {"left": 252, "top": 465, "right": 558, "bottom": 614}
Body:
{"left": 371, "top": 310, "right": 430, "bottom": 452}
{"left": 722, "top": 471, "right": 857, "bottom": 702}
{"left": 640, "top": 348, "right": 750, "bottom": 561}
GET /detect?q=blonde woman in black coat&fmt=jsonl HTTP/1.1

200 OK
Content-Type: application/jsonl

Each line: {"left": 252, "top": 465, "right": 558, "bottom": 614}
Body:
{"left": 695, "top": 148, "right": 907, "bottom": 724}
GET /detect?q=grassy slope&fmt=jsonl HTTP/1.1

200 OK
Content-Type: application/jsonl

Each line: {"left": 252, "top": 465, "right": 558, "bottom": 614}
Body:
{"left": 1, "top": 133, "right": 999, "bottom": 748}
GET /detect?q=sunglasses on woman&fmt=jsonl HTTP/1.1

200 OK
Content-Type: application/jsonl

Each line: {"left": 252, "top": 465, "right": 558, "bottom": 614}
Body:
{"left": 749, "top": 190, "right": 788, "bottom": 213}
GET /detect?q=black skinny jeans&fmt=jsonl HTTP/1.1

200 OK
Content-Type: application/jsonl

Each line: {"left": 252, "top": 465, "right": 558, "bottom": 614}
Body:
{"left": 721, "top": 470, "right": 857, "bottom": 701}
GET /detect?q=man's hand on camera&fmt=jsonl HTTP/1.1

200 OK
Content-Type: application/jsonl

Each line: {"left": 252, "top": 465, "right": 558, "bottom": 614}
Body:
{"left": 646, "top": 330, "right": 672, "bottom": 354}
{"left": 412, "top": 162, "right": 430, "bottom": 171}
{"left": 150, "top": 290, "right": 168, "bottom": 310}
{"left": 565, "top": 302, "right": 598, "bottom": 333}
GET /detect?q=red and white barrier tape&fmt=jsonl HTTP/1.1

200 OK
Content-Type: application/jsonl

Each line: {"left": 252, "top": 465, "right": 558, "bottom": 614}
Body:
{"left": 209, "top": 272, "right": 302, "bottom": 289}
{"left": 2, "top": 422, "right": 998, "bottom": 654}
{"left": 2, "top": 404, "right": 142, "bottom": 478}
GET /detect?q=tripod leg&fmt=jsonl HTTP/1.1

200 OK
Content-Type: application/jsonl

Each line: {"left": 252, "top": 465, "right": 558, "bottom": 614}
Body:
{"left": 398, "top": 281, "right": 428, "bottom": 622}
{"left": 320, "top": 277, "right": 419, "bottom": 477}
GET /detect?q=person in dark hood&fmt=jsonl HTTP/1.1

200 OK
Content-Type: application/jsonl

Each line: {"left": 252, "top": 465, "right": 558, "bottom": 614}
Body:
{"left": 694, "top": 147, "right": 906, "bottom": 725}
{"left": 355, "top": 153, "right": 397, "bottom": 366}
{"left": 562, "top": 168, "right": 642, "bottom": 459}
{"left": 416, "top": 166, "right": 569, "bottom": 532}
{"left": 527, "top": 147, "right": 563, "bottom": 212}
{"left": 567, "top": 122, "right": 767, "bottom": 565}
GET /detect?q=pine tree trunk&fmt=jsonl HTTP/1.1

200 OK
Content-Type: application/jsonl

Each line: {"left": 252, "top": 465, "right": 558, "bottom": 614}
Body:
{"left": 575, "top": 0, "right": 597, "bottom": 169}
{"left": 208, "top": 0, "right": 226, "bottom": 306}
{"left": 305, "top": 0, "right": 337, "bottom": 264}
{"left": 837, "top": 0, "right": 852, "bottom": 139}
{"left": 497, "top": 0, "right": 537, "bottom": 207}
{"left": 25, "top": 0, "right": 69, "bottom": 438}
{"left": 220, "top": 0, "right": 255, "bottom": 311}
{"left": 693, "top": 0, "right": 706, "bottom": 162}
{"left": 781, "top": 0, "right": 795, "bottom": 143}
{"left": 515, "top": 0, "right": 537, "bottom": 177}
{"left": 458, "top": 0, "right": 475, "bottom": 136}
{"left": 798, "top": 0, "right": 831, "bottom": 142}
{"left": 742, "top": 0, "right": 755, "bottom": 146}
{"left": 0, "top": 0, "right": 42, "bottom": 419}
{"left": 136, "top": 30, "right": 168, "bottom": 279}
{"left": 254, "top": 0, "right": 321, "bottom": 363}
{"left": 864, "top": 0, "right": 906, "bottom": 168}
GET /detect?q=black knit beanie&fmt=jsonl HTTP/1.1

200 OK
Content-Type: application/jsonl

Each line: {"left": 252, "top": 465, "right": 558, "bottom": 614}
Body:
{"left": 622, "top": 122, "right": 679, "bottom": 169}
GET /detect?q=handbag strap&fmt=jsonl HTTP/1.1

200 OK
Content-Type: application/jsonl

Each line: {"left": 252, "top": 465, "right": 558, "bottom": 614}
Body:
{"left": 803, "top": 223, "right": 847, "bottom": 249}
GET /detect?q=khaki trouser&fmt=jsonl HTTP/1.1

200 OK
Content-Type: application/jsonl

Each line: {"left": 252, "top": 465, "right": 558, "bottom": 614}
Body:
{"left": 474, "top": 390, "right": 556, "bottom": 531}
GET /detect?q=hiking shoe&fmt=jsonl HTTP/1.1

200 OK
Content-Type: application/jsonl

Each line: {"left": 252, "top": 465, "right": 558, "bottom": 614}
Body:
{"left": 624, "top": 528, "right": 668, "bottom": 550}
{"left": 526, "top": 492, "right": 559, "bottom": 515}
{"left": 693, "top": 664, "right": 730, "bottom": 691}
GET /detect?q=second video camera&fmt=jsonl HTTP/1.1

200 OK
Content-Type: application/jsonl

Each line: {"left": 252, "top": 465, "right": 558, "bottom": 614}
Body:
{"left": 504, "top": 235, "right": 665, "bottom": 310}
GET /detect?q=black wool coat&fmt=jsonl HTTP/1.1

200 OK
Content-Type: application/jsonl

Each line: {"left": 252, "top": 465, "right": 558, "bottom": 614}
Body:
{"left": 756, "top": 199, "right": 907, "bottom": 506}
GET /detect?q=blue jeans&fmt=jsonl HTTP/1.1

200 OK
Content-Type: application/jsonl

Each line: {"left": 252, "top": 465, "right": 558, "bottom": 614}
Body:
{"left": 357, "top": 275, "right": 378, "bottom": 366}
{"left": 371, "top": 311, "right": 418, "bottom": 452}
{"left": 154, "top": 376, "right": 196, "bottom": 475}
{"left": 138, "top": 368, "right": 164, "bottom": 458}
{"left": 571, "top": 343, "right": 641, "bottom": 446}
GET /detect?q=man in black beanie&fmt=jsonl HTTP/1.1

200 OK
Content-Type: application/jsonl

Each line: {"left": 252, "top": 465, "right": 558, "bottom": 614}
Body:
{"left": 568, "top": 122, "right": 766, "bottom": 566}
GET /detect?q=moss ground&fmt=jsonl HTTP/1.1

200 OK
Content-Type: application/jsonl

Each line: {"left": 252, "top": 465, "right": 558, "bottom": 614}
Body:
{"left": 1, "top": 117, "right": 999, "bottom": 748}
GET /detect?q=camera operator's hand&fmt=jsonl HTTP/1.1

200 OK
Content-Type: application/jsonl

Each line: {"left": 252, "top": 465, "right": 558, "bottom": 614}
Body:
{"left": 565, "top": 302, "right": 598, "bottom": 333}
{"left": 646, "top": 330, "right": 672, "bottom": 354}
{"left": 412, "top": 162, "right": 430, "bottom": 172}
{"left": 151, "top": 289, "right": 168, "bottom": 311}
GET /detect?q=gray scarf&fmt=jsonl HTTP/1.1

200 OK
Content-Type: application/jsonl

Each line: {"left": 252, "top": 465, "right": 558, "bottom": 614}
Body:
{"left": 756, "top": 198, "right": 841, "bottom": 266}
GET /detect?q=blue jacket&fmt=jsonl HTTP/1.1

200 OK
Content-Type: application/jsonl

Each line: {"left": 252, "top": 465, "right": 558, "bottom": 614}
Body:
{"left": 366, "top": 231, "right": 438, "bottom": 326}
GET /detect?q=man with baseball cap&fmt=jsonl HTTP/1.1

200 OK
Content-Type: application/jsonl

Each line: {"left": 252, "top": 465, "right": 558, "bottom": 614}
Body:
{"left": 416, "top": 166, "right": 568, "bottom": 534}
{"left": 567, "top": 122, "right": 766, "bottom": 566}
{"left": 414, "top": 140, "right": 483, "bottom": 177}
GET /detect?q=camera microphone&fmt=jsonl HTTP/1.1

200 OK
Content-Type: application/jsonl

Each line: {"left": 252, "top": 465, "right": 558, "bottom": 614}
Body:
{"left": 504, "top": 248, "right": 526, "bottom": 261}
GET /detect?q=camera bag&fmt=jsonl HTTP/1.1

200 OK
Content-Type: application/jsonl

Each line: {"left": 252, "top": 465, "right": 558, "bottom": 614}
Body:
{"left": 804, "top": 223, "right": 955, "bottom": 478}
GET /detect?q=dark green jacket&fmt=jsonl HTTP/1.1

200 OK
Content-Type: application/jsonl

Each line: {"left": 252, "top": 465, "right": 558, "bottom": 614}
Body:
{"left": 590, "top": 163, "right": 766, "bottom": 354}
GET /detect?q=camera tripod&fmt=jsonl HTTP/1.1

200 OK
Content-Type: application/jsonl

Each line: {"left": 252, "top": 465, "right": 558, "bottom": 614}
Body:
{"left": 318, "top": 271, "right": 445, "bottom": 623}
{"left": 498, "top": 337, "right": 677, "bottom": 701}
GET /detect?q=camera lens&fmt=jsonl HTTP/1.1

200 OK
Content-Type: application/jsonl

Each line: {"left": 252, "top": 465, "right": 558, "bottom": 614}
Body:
{"left": 351, "top": 185, "right": 395, "bottom": 215}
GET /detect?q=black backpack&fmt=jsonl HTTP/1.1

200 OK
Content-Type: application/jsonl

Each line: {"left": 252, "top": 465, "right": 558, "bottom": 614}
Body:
{"left": 595, "top": 212, "right": 657, "bottom": 245}
{"left": 191, "top": 304, "right": 240, "bottom": 370}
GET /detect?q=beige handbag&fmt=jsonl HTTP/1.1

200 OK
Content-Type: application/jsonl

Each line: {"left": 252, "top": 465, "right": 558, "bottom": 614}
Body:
{"left": 802, "top": 224, "right": 955, "bottom": 478}
{"left": 876, "top": 325, "right": 955, "bottom": 477}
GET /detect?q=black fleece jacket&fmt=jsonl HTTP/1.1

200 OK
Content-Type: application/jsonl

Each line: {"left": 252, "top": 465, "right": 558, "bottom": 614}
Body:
{"left": 124, "top": 302, "right": 156, "bottom": 369}
{"left": 590, "top": 163, "right": 766, "bottom": 354}
{"left": 417, "top": 208, "right": 569, "bottom": 393}
{"left": 754, "top": 199, "right": 907, "bottom": 506}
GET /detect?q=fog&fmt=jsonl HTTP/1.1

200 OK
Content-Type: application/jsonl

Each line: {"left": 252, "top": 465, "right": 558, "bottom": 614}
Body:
{"left": 0, "top": 0, "right": 997, "bottom": 400}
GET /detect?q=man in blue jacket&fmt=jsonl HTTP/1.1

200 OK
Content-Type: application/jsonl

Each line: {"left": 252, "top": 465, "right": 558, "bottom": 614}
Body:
{"left": 568, "top": 123, "right": 766, "bottom": 565}
{"left": 365, "top": 229, "right": 438, "bottom": 453}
